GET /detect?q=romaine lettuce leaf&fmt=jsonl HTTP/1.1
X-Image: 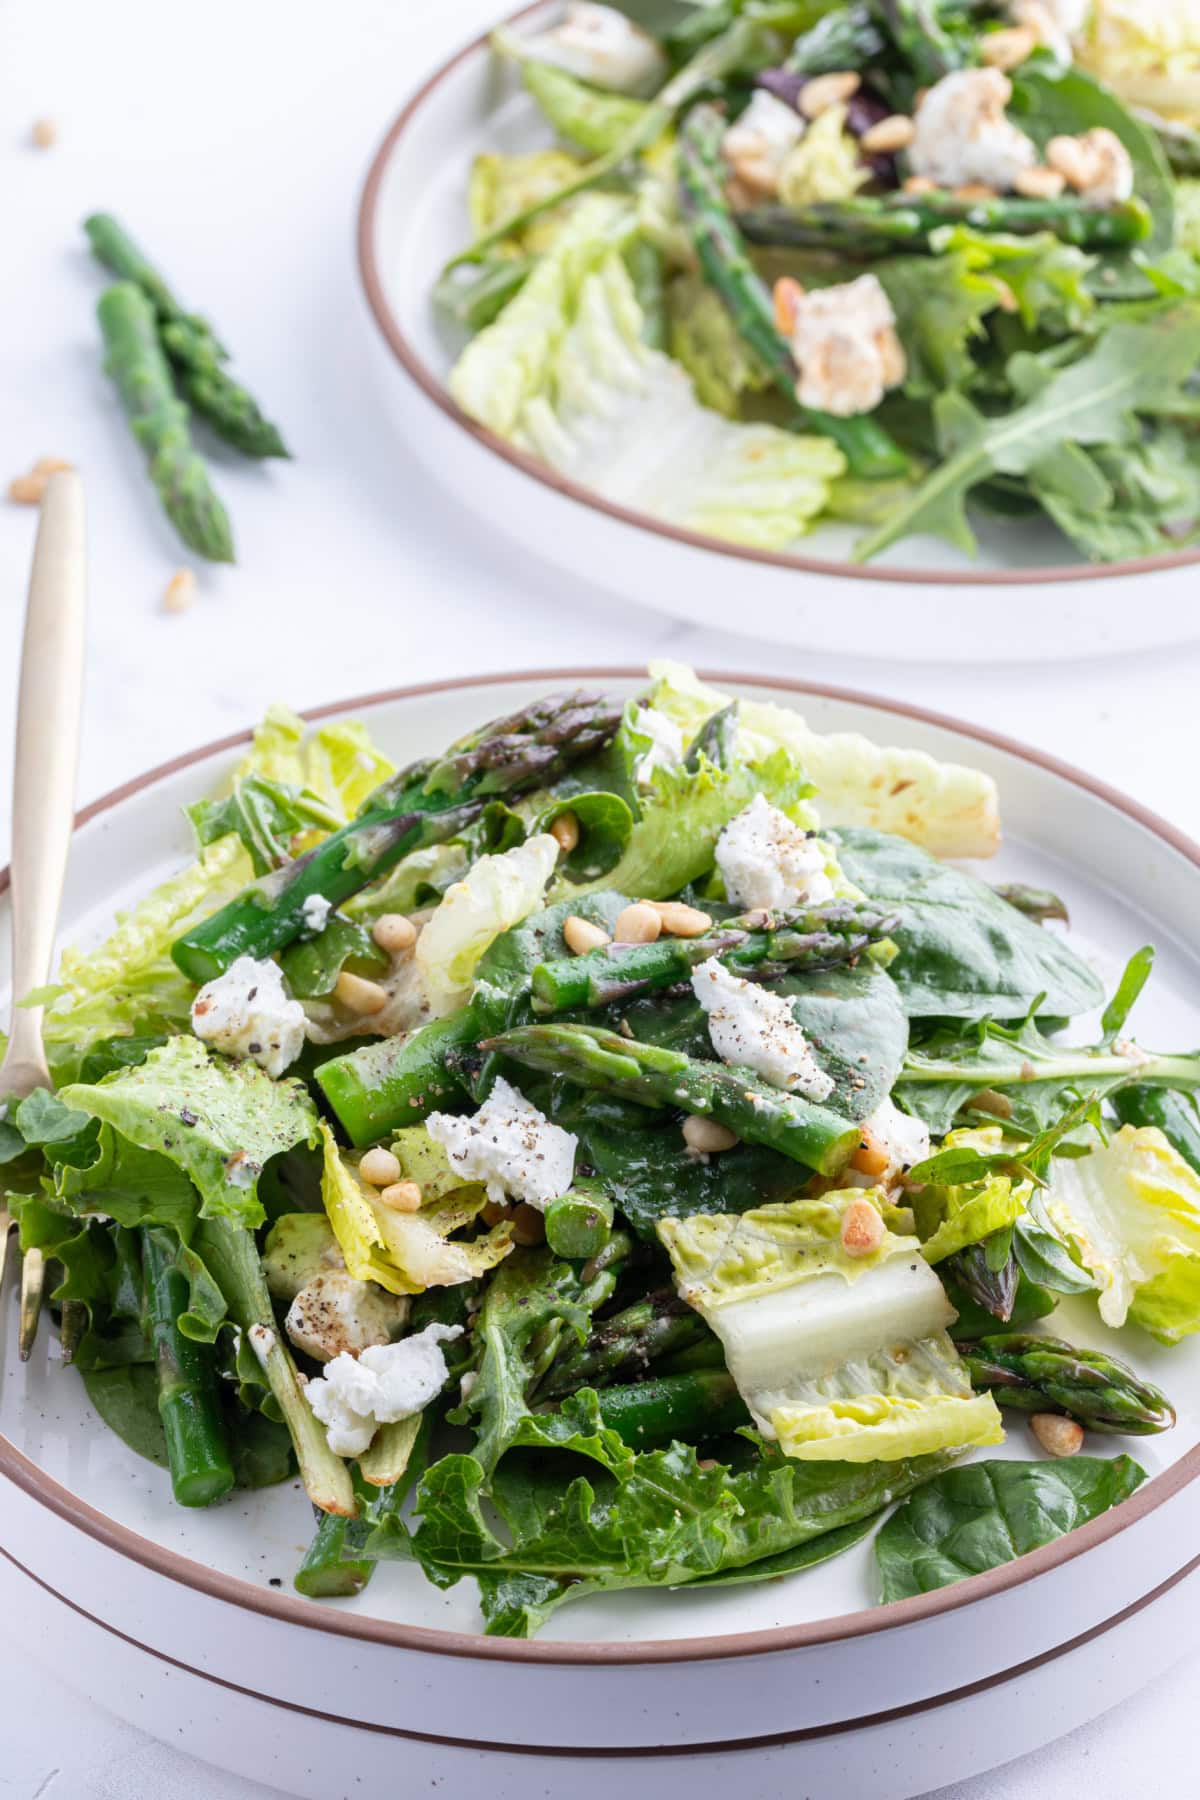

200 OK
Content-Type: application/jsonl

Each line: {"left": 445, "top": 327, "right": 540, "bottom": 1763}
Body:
{"left": 666, "top": 270, "right": 771, "bottom": 417}
{"left": 1046, "top": 1123, "right": 1200, "bottom": 1342}
{"left": 658, "top": 1195, "right": 1004, "bottom": 1461}
{"left": 415, "top": 834, "right": 559, "bottom": 1017}
{"left": 778, "top": 104, "right": 868, "bottom": 205}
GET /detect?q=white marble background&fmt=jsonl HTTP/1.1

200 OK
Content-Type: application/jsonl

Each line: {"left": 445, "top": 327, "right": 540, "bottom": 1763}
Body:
{"left": 3, "top": 1, "right": 1200, "bottom": 1793}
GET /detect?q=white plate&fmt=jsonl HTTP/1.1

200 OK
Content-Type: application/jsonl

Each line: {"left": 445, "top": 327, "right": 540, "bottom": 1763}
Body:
{"left": 355, "top": 2, "right": 1200, "bottom": 662}
{"left": 4, "top": 670, "right": 1200, "bottom": 1796}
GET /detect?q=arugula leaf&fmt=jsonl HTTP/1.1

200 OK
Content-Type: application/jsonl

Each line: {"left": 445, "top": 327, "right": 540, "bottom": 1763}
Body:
{"left": 855, "top": 306, "right": 1200, "bottom": 560}
{"left": 829, "top": 827, "right": 1103, "bottom": 1020}
{"left": 1032, "top": 426, "right": 1200, "bottom": 562}
{"left": 875, "top": 1455, "right": 1146, "bottom": 1601}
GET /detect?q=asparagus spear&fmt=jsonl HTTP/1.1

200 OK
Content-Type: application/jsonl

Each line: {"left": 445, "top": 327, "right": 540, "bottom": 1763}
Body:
{"left": 295, "top": 1413, "right": 432, "bottom": 1598}
{"left": 142, "top": 1227, "right": 235, "bottom": 1507}
{"left": 537, "top": 1288, "right": 711, "bottom": 1399}
{"left": 531, "top": 899, "right": 898, "bottom": 1014}
{"left": 481, "top": 1022, "right": 861, "bottom": 1175}
{"left": 945, "top": 1268, "right": 1056, "bottom": 1339}
{"left": 942, "top": 1239, "right": 1018, "bottom": 1324}
{"left": 86, "top": 213, "right": 288, "bottom": 459}
{"left": 592, "top": 1369, "right": 749, "bottom": 1446}
{"left": 172, "top": 690, "right": 621, "bottom": 984}
{"left": 867, "top": 0, "right": 964, "bottom": 89}
{"left": 960, "top": 1333, "right": 1176, "bottom": 1434}
{"left": 97, "top": 283, "right": 234, "bottom": 562}
{"left": 543, "top": 1183, "right": 615, "bottom": 1260}
{"left": 738, "top": 192, "right": 1153, "bottom": 254}
{"left": 993, "top": 883, "right": 1069, "bottom": 926}
{"left": 677, "top": 104, "right": 908, "bottom": 479}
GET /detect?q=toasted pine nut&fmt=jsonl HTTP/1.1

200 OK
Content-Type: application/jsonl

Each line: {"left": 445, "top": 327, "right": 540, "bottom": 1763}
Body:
{"left": 903, "top": 174, "right": 937, "bottom": 194}
{"left": 980, "top": 25, "right": 1037, "bottom": 70}
{"left": 860, "top": 113, "right": 916, "bottom": 154}
{"left": 31, "top": 117, "right": 56, "bottom": 148}
{"left": 511, "top": 1202, "right": 546, "bottom": 1247}
{"left": 651, "top": 901, "right": 712, "bottom": 938}
{"left": 334, "top": 970, "right": 390, "bottom": 1015}
{"left": 1045, "top": 133, "right": 1093, "bottom": 190}
{"left": 800, "top": 71, "right": 860, "bottom": 118}
{"left": 841, "top": 1198, "right": 885, "bottom": 1258}
{"left": 682, "top": 1114, "right": 739, "bottom": 1155}
{"left": 614, "top": 902, "right": 661, "bottom": 944}
{"left": 850, "top": 1127, "right": 891, "bottom": 1179}
{"left": 33, "top": 456, "right": 74, "bottom": 476}
{"left": 773, "top": 276, "right": 805, "bottom": 335}
{"left": 162, "top": 568, "right": 196, "bottom": 614}
{"left": 549, "top": 810, "right": 580, "bottom": 853}
{"left": 480, "top": 1199, "right": 513, "bottom": 1226}
{"left": 563, "top": 914, "right": 611, "bottom": 955}
{"left": 359, "top": 1147, "right": 402, "bottom": 1188}
{"left": 1031, "top": 1413, "right": 1084, "bottom": 1457}
{"left": 9, "top": 474, "right": 46, "bottom": 504}
{"left": 954, "top": 182, "right": 999, "bottom": 201}
{"left": 378, "top": 1180, "right": 423, "bottom": 1213}
{"left": 1014, "top": 165, "right": 1066, "bottom": 199}
{"left": 372, "top": 912, "right": 417, "bottom": 954}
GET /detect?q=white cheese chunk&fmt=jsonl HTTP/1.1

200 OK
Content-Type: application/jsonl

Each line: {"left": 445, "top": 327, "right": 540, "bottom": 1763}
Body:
{"left": 520, "top": 2, "right": 667, "bottom": 95}
{"left": 788, "top": 273, "right": 907, "bottom": 417}
{"left": 634, "top": 703, "right": 684, "bottom": 786}
{"left": 692, "top": 957, "right": 834, "bottom": 1100}
{"left": 284, "top": 1271, "right": 409, "bottom": 1364}
{"left": 305, "top": 1322, "right": 463, "bottom": 1457}
{"left": 426, "top": 1076, "right": 578, "bottom": 1210}
{"left": 301, "top": 893, "right": 332, "bottom": 934}
{"left": 722, "top": 89, "right": 806, "bottom": 199}
{"left": 190, "top": 954, "right": 306, "bottom": 1078}
{"left": 1009, "top": 0, "right": 1083, "bottom": 60}
{"left": 715, "top": 794, "right": 834, "bottom": 911}
{"left": 909, "top": 68, "right": 1037, "bottom": 192}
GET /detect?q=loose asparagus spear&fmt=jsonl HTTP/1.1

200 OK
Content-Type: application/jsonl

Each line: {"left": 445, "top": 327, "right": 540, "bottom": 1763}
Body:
{"left": 945, "top": 1268, "right": 1056, "bottom": 1339}
{"left": 173, "top": 690, "right": 621, "bottom": 984}
{"left": 481, "top": 1022, "right": 861, "bottom": 1175}
{"left": 592, "top": 1369, "right": 749, "bottom": 1446}
{"left": 142, "top": 1226, "right": 235, "bottom": 1507}
{"left": 531, "top": 899, "right": 899, "bottom": 1014}
{"left": 86, "top": 213, "right": 288, "bottom": 459}
{"left": 537, "top": 1288, "right": 711, "bottom": 1398}
{"left": 295, "top": 1413, "right": 432, "bottom": 1598}
{"left": 677, "top": 104, "right": 908, "bottom": 479}
{"left": 738, "top": 192, "right": 1153, "bottom": 254}
{"left": 960, "top": 1333, "right": 1176, "bottom": 1434}
{"left": 97, "top": 283, "right": 234, "bottom": 562}
{"left": 317, "top": 1012, "right": 475, "bottom": 1148}
{"left": 942, "top": 1239, "right": 1017, "bottom": 1324}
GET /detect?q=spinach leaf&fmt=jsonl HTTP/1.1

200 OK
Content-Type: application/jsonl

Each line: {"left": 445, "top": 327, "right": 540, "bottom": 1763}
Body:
{"left": 187, "top": 774, "right": 342, "bottom": 876}
{"left": 279, "top": 914, "right": 387, "bottom": 999}
{"left": 829, "top": 826, "right": 1103, "bottom": 1019}
{"left": 82, "top": 1359, "right": 294, "bottom": 1487}
{"left": 529, "top": 793, "right": 634, "bottom": 884}
{"left": 875, "top": 1454, "right": 1146, "bottom": 1601}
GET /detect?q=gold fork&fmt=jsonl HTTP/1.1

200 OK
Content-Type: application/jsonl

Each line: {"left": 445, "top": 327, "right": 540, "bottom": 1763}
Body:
{"left": 0, "top": 470, "right": 86, "bottom": 1358}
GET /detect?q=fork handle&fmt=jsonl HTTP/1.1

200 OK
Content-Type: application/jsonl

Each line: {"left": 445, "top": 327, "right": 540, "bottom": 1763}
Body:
{"left": 5, "top": 472, "right": 87, "bottom": 1083}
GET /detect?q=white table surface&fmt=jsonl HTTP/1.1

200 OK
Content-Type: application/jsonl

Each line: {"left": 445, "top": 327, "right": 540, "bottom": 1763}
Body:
{"left": 2, "top": 0, "right": 1200, "bottom": 1792}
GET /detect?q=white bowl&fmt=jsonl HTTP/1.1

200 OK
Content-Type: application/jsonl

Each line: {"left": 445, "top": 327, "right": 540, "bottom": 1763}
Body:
{"left": 5, "top": 669, "right": 1200, "bottom": 1797}
{"left": 355, "top": 3, "right": 1200, "bottom": 662}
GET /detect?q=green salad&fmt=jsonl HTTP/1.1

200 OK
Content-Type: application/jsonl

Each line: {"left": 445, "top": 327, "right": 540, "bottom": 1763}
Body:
{"left": 435, "top": 0, "right": 1200, "bottom": 564}
{"left": 7, "top": 666, "right": 1199, "bottom": 1633}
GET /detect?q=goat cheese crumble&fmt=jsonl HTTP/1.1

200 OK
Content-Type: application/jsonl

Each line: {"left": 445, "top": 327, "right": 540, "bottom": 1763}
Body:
{"left": 634, "top": 703, "right": 684, "bottom": 785}
{"left": 285, "top": 1270, "right": 410, "bottom": 1364}
{"left": 691, "top": 957, "right": 834, "bottom": 1100}
{"left": 715, "top": 794, "right": 834, "bottom": 911}
{"left": 721, "top": 89, "right": 806, "bottom": 198}
{"left": 301, "top": 893, "right": 332, "bottom": 934}
{"left": 1010, "top": 0, "right": 1085, "bottom": 60}
{"left": 305, "top": 1322, "right": 463, "bottom": 1457}
{"left": 909, "top": 68, "right": 1037, "bottom": 192}
{"left": 426, "top": 1076, "right": 578, "bottom": 1210}
{"left": 786, "top": 273, "right": 906, "bottom": 417}
{"left": 520, "top": 1, "right": 667, "bottom": 95}
{"left": 190, "top": 955, "right": 306, "bottom": 1078}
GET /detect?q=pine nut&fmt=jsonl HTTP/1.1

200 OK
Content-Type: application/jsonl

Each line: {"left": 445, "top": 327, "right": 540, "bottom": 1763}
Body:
{"left": 859, "top": 113, "right": 916, "bottom": 154}
{"left": 682, "top": 1115, "right": 739, "bottom": 1154}
{"left": 840, "top": 1198, "right": 885, "bottom": 1258}
{"left": 378, "top": 1180, "right": 423, "bottom": 1213}
{"left": 954, "top": 182, "right": 999, "bottom": 201}
{"left": 1045, "top": 134, "right": 1093, "bottom": 190}
{"left": 773, "top": 276, "right": 805, "bottom": 335}
{"left": 563, "top": 915, "right": 611, "bottom": 955}
{"left": 9, "top": 474, "right": 46, "bottom": 504}
{"left": 651, "top": 901, "right": 712, "bottom": 938}
{"left": 549, "top": 810, "right": 580, "bottom": 853}
{"left": 1014, "top": 165, "right": 1066, "bottom": 199}
{"left": 372, "top": 912, "right": 417, "bottom": 954}
{"left": 480, "top": 1200, "right": 513, "bottom": 1226}
{"left": 1031, "top": 1413, "right": 1084, "bottom": 1457}
{"left": 360, "top": 1147, "right": 402, "bottom": 1187}
{"left": 614, "top": 902, "right": 660, "bottom": 944}
{"left": 849, "top": 1127, "right": 891, "bottom": 1179}
{"left": 799, "top": 71, "right": 861, "bottom": 118}
{"left": 34, "top": 456, "right": 74, "bottom": 476}
{"left": 334, "top": 970, "right": 390, "bottom": 1015}
{"left": 903, "top": 175, "right": 937, "bottom": 194}
{"left": 511, "top": 1203, "right": 546, "bottom": 1246}
{"left": 980, "top": 25, "right": 1037, "bottom": 70}
{"left": 31, "top": 117, "right": 56, "bottom": 149}
{"left": 162, "top": 568, "right": 196, "bottom": 614}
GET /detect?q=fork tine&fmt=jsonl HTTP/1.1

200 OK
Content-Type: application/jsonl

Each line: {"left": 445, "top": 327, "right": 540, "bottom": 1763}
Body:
{"left": 18, "top": 1246, "right": 45, "bottom": 1360}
